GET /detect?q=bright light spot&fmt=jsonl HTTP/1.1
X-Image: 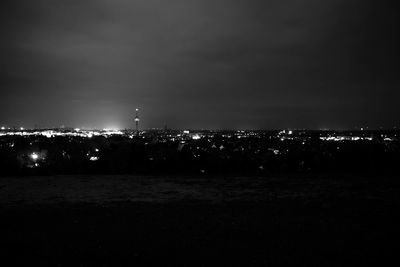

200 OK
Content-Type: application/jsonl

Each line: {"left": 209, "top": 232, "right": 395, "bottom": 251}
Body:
{"left": 20, "top": 127, "right": 24, "bottom": 131}
{"left": 42, "top": 131, "right": 53, "bottom": 138}
{"left": 74, "top": 128, "right": 80, "bottom": 132}
{"left": 192, "top": 134, "right": 201, "bottom": 140}
{"left": 95, "top": 148, "right": 99, "bottom": 152}
{"left": 89, "top": 156, "right": 99, "bottom": 161}
{"left": 183, "top": 130, "right": 190, "bottom": 134}
{"left": 31, "top": 153, "right": 39, "bottom": 160}
{"left": 1, "top": 127, "right": 5, "bottom": 130}
{"left": 288, "top": 130, "right": 293, "bottom": 135}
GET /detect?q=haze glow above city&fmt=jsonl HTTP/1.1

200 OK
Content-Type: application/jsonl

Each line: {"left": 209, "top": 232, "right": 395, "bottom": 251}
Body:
{"left": 1, "top": 0, "right": 399, "bottom": 130}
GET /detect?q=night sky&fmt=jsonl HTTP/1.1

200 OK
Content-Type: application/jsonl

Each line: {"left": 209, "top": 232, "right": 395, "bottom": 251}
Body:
{"left": 1, "top": 0, "right": 399, "bottom": 130}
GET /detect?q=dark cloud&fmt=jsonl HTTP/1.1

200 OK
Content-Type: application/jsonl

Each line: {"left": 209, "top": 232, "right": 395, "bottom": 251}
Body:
{"left": 1, "top": 0, "right": 399, "bottom": 129}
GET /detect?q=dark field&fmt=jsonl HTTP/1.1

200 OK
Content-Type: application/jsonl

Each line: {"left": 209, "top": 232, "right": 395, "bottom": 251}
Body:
{"left": 1, "top": 175, "right": 399, "bottom": 266}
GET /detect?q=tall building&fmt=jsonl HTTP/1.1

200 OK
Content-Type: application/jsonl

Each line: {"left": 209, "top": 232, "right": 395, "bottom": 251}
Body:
{"left": 135, "top": 108, "right": 140, "bottom": 134}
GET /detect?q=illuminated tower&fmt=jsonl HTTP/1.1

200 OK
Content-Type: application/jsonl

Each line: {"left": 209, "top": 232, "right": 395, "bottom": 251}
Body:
{"left": 135, "top": 108, "right": 140, "bottom": 134}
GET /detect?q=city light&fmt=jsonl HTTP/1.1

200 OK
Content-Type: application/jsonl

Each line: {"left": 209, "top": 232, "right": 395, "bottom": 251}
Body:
{"left": 0, "top": 127, "right": 397, "bottom": 146}
{"left": 0, "top": 126, "right": 398, "bottom": 177}
{"left": 192, "top": 134, "right": 201, "bottom": 140}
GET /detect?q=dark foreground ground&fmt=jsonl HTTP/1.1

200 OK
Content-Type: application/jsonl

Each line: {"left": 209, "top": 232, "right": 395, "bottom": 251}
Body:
{"left": 1, "top": 174, "right": 399, "bottom": 266}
